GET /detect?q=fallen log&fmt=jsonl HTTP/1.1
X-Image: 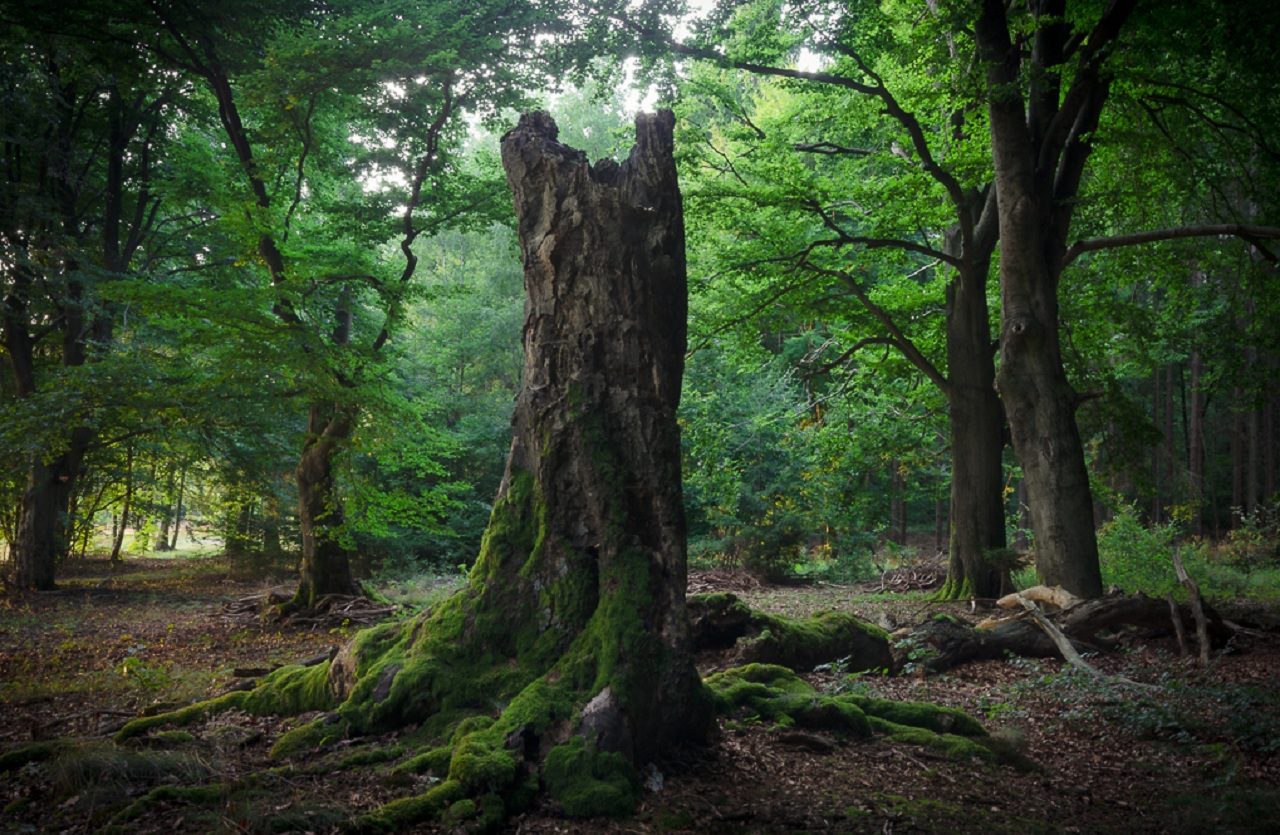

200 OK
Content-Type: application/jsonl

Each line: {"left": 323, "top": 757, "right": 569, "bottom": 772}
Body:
{"left": 900, "top": 590, "right": 1230, "bottom": 674}
{"left": 688, "top": 592, "right": 893, "bottom": 673}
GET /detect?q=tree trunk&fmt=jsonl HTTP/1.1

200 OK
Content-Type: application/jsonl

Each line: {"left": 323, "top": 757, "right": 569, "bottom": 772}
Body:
{"left": 14, "top": 461, "right": 59, "bottom": 590}
{"left": 975, "top": 0, "right": 1135, "bottom": 599}
{"left": 291, "top": 401, "right": 359, "bottom": 608}
{"left": 110, "top": 443, "right": 134, "bottom": 563}
{"left": 490, "top": 108, "right": 710, "bottom": 761}
{"left": 941, "top": 259, "right": 1007, "bottom": 598}
{"left": 1189, "top": 341, "right": 1205, "bottom": 535}
{"left": 307, "top": 112, "right": 711, "bottom": 826}
{"left": 993, "top": 232, "right": 1102, "bottom": 597}
{"left": 889, "top": 462, "right": 907, "bottom": 546}
{"left": 170, "top": 466, "right": 186, "bottom": 550}
{"left": 156, "top": 465, "right": 177, "bottom": 552}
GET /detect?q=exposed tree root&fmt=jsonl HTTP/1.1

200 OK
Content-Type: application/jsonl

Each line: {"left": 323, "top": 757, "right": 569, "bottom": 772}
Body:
{"left": 688, "top": 592, "right": 894, "bottom": 672}
{"left": 705, "top": 664, "right": 1011, "bottom": 765}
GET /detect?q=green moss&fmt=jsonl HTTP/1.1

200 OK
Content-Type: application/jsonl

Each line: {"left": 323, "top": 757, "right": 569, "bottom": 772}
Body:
{"left": 269, "top": 714, "right": 350, "bottom": 759}
{"left": 732, "top": 607, "right": 893, "bottom": 673}
{"left": 243, "top": 663, "right": 334, "bottom": 715}
{"left": 145, "top": 730, "right": 196, "bottom": 747}
{"left": 443, "top": 798, "right": 478, "bottom": 824}
{"left": 473, "top": 792, "right": 507, "bottom": 832}
{"left": 934, "top": 575, "right": 974, "bottom": 601}
{"left": 448, "top": 731, "right": 518, "bottom": 794}
{"left": 851, "top": 695, "right": 987, "bottom": 737}
{"left": 115, "top": 691, "right": 248, "bottom": 742}
{"left": 542, "top": 737, "right": 640, "bottom": 818}
{"left": 334, "top": 745, "right": 404, "bottom": 770}
{"left": 0, "top": 740, "right": 63, "bottom": 772}
{"left": 361, "top": 778, "right": 464, "bottom": 831}
{"left": 103, "top": 784, "right": 226, "bottom": 831}
{"left": 869, "top": 716, "right": 997, "bottom": 762}
{"left": 704, "top": 664, "right": 870, "bottom": 736}
{"left": 115, "top": 663, "right": 334, "bottom": 745}
{"left": 396, "top": 744, "right": 454, "bottom": 775}
{"left": 450, "top": 714, "right": 496, "bottom": 742}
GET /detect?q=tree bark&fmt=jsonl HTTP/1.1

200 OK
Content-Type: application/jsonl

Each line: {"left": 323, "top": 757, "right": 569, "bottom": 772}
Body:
{"left": 490, "top": 109, "right": 711, "bottom": 761}
{"left": 312, "top": 113, "right": 712, "bottom": 824}
{"left": 110, "top": 443, "right": 135, "bottom": 563}
{"left": 291, "top": 402, "right": 359, "bottom": 608}
{"left": 942, "top": 257, "right": 1007, "bottom": 598}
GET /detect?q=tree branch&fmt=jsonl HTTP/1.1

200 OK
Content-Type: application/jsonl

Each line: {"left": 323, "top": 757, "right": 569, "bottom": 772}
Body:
{"left": 1064, "top": 224, "right": 1280, "bottom": 266}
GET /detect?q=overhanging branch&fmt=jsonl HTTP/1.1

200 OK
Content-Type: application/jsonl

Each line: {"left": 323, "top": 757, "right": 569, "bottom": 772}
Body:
{"left": 1064, "top": 224, "right": 1280, "bottom": 266}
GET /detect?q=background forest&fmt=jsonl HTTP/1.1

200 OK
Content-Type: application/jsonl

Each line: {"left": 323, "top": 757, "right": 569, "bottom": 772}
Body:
{"left": 2, "top": 0, "right": 1278, "bottom": 602}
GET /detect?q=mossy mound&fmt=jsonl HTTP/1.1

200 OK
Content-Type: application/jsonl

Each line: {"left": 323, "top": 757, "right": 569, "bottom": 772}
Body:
{"left": 688, "top": 593, "right": 893, "bottom": 672}
{"left": 706, "top": 663, "right": 1004, "bottom": 763}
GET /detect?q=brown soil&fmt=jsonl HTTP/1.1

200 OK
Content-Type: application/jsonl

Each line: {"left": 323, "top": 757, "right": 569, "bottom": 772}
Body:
{"left": 3, "top": 558, "right": 1279, "bottom": 833}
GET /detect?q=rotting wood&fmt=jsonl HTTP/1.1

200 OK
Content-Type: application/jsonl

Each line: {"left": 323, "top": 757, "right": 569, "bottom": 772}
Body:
{"left": 1171, "top": 548, "right": 1211, "bottom": 666}
{"left": 997, "top": 585, "right": 1082, "bottom": 611}
{"left": 900, "top": 590, "right": 1231, "bottom": 673}
{"left": 1166, "top": 592, "right": 1188, "bottom": 657}
{"left": 1010, "top": 594, "right": 1157, "bottom": 690}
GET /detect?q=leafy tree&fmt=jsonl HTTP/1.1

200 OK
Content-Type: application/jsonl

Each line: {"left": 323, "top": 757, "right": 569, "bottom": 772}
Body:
{"left": 1, "top": 4, "right": 185, "bottom": 587}
{"left": 621, "top": 0, "right": 1280, "bottom": 597}
{"left": 124, "top": 0, "right": 544, "bottom": 608}
{"left": 665, "top": 2, "right": 1008, "bottom": 597}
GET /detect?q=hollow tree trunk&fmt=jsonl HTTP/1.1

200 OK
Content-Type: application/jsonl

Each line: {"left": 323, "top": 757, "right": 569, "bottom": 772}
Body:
{"left": 291, "top": 402, "right": 359, "bottom": 608}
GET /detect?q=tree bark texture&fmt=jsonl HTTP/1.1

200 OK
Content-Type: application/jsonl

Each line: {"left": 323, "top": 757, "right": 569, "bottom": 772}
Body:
{"left": 943, "top": 258, "right": 1007, "bottom": 599}
{"left": 493, "top": 109, "right": 709, "bottom": 760}
{"left": 293, "top": 402, "right": 359, "bottom": 607}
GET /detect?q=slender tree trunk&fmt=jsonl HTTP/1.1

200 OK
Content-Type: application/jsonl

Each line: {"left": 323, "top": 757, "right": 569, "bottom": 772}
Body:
{"left": 1157, "top": 366, "right": 1167, "bottom": 522}
{"left": 889, "top": 463, "right": 906, "bottom": 546}
{"left": 156, "top": 465, "right": 177, "bottom": 551}
{"left": 170, "top": 466, "right": 186, "bottom": 550}
{"left": 110, "top": 443, "right": 135, "bottom": 563}
{"left": 1188, "top": 347, "right": 1206, "bottom": 536}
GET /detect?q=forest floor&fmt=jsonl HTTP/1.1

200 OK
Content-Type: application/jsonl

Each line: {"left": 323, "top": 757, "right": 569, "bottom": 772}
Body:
{"left": 2, "top": 555, "right": 1279, "bottom": 833}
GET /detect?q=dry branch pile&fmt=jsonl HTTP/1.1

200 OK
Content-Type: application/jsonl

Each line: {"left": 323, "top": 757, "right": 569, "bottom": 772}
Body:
{"left": 219, "top": 588, "right": 395, "bottom": 629}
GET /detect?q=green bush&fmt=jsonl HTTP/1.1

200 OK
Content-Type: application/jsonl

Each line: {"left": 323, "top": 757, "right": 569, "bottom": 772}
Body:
{"left": 1097, "top": 506, "right": 1181, "bottom": 595}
